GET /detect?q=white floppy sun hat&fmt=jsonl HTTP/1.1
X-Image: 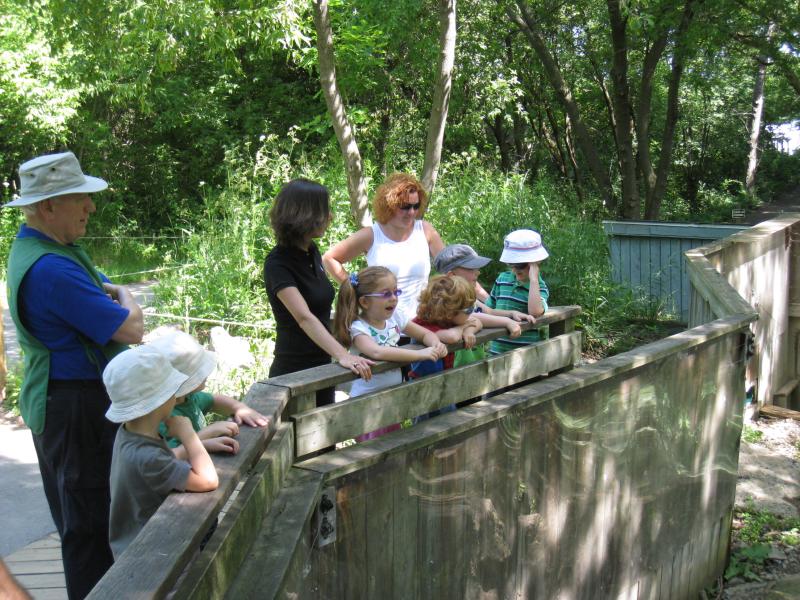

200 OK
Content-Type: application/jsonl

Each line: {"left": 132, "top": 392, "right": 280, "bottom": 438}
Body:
{"left": 6, "top": 151, "right": 108, "bottom": 207}
{"left": 499, "top": 229, "right": 549, "bottom": 264}
{"left": 104, "top": 346, "right": 189, "bottom": 423}
{"left": 149, "top": 330, "right": 218, "bottom": 397}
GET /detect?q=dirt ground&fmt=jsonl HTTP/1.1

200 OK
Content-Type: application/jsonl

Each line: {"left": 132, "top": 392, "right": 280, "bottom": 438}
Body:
{"left": 719, "top": 415, "right": 800, "bottom": 599}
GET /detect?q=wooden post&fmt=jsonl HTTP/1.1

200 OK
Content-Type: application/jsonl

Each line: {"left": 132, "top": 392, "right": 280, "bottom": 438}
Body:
{"left": 548, "top": 316, "right": 575, "bottom": 338}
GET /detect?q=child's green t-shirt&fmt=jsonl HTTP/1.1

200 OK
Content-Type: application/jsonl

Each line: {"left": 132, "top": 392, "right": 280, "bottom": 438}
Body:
{"left": 453, "top": 345, "right": 486, "bottom": 367}
{"left": 158, "top": 391, "right": 215, "bottom": 448}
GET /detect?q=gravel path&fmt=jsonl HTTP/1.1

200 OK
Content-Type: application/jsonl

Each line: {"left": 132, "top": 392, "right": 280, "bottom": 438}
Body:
{"left": 721, "top": 416, "right": 800, "bottom": 599}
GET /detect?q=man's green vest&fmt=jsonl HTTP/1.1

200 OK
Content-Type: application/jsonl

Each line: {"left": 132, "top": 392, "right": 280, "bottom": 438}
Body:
{"left": 7, "top": 235, "right": 127, "bottom": 434}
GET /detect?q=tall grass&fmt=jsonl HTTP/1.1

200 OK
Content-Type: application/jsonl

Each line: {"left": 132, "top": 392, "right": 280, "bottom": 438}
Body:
{"left": 149, "top": 145, "right": 678, "bottom": 359}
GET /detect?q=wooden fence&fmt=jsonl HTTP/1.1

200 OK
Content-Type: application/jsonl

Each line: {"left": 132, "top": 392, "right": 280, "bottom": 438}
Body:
{"left": 89, "top": 216, "right": 800, "bottom": 599}
{"left": 686, "top": 213, "right": 800, "bottom": 409}
{"left": 604, "top": 220, "right": 747, "bottom": 323}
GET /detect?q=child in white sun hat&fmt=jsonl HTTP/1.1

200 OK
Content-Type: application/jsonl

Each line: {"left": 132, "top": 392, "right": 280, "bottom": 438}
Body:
{"left": 149, "top": 330, "right": 270, "bottom": 457}
{"left": 104, "top": 345, "right": 219, "bottom": 559}
{"left": 485, "top": 229, "right": 550, "bottom": 355}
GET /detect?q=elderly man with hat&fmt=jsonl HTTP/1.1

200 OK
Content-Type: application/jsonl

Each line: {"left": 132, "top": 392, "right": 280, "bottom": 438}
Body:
{"left": 5, "top": 152, "right": 143, "bottom": 599}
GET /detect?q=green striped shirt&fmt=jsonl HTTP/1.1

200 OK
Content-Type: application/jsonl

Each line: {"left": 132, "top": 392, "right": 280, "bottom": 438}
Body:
{"left": 485, "top": 271, "right": 549, "bottom": 355}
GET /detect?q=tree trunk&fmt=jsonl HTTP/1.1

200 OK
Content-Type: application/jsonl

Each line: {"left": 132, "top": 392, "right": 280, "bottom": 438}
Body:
{"left": 421, "top": 0, "right": 456, "bottom": 195}
{"left": 486, "top": 115, "right": 512, "bottom": 172}
{"left": 643, "top": 0, "right": 696, "bottom": 220}
{"left": 508, "top": 0, "right": 615, "bottom": 212}
{"left": 312, "top": 0, "right": 371, "bottom": 226}
{"left": 607, "top": 0, "right": 639, "bottom": 219}
{"left": 745, "top": 28, "right": 773, "bottom": 196}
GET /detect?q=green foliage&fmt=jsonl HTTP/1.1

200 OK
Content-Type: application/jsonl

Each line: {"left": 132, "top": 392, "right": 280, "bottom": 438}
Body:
{"left": 754, "top": 147, "right": 800, "bottom": 203}
{"left": 151, "top": 134, "right": 354, "bottom": 331}
{"left": 735, "top": 502, "right": 800, "bottom": 546}
{"left": 0, "top": 1, "right": 78, "bottom": 203}
{"left": 725, "top": 543, "right": 770, "bottom": 581}
{"left": 741, "top": 424, "right": 765, "bottom": 444}
{"left": 725, "top": 503, "right": 800, "bottom": 583}
{"left": 2, "top": 364, "right": 24, "bottom": 416}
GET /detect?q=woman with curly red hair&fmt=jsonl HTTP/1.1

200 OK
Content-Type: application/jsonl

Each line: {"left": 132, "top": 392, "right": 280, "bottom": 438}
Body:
{"left": 322, "top": 173, "right": 445, "bottom": 321}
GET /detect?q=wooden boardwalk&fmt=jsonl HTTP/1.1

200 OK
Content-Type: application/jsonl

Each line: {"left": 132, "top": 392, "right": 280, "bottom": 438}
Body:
{"left": 5, "top": 533, "right": 66, "bottom": 600}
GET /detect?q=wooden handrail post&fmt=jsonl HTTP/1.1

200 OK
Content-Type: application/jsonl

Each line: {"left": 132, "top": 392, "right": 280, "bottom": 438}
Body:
{"left": 549, "top": 315, "right": 575, "bottom": 337}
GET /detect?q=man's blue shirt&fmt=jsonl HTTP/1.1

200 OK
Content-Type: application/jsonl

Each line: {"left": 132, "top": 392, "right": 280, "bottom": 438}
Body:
{"left": 17, "top": 225, "right": 129, "bottom": 379}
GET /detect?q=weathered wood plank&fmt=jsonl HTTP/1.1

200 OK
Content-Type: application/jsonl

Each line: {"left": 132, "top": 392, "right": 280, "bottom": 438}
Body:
{"left": 334, "top": 469, "right": 368, "bottom": 599}
{"left": 759, "top": 404, "right": 800, "bottom": 421}
{"left": 391, "top": 451, "right": 417, "bottom": 599}
{"left": 272, "top": 306, "right": 581, "bottom": 401}
{"left": 225, "top": 468, "right": 323, "bottom": 599}
{"left": 364, "top": 456, "right": 395, "bottom": 598}
{"left": 297, "top": 315, "right": 753, "bottom": 480}
{"left": 774, "top": 378, "right": 800, "bottom": 405}
{"left": 15, "top": 573, "right": 65, "bottom": 588}
{"left": 686, "top": 254, "right": 757, "bottom": 320}
{"left": 462, "top": 428, "right": 485, "bottom": 599}
{"left": 170, "top": 423, "right": 295, "bottom": 600}
{"left": 293, "top": 332, "right": 582, "bottom": 456}
{"left": 88, "top": 383, "right": 288, "bottom": 600}
{"left": 5, "top": 560, "right": 63, "bottom": 575}
{"left": 285, "top": 390, "right": 316, "bottom": 416}
{"left": 23, "top": 588, "right": 68, "bottom": 600}
{"left": 5, "top": 548, "right": 62, "bottom": 562}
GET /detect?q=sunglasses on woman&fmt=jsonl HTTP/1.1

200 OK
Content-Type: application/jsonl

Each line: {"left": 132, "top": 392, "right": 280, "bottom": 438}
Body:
{"left": 510, "top": 263, "right": 530, "bottom": 270}
{"left": 399, "top": 202, "right": 421, "bottom": 212}
{"left": 362, "top": 289, "right": 404, "bottom": 299}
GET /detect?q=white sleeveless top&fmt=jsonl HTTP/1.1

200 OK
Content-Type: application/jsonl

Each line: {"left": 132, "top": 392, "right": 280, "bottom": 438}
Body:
{"left": 366, "top": 220, "right": 431, "bottom": 320}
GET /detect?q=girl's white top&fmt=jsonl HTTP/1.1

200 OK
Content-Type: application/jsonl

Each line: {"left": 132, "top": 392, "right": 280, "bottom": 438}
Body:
{"left": 366, "top": 220, "right": 430, "bottom": 321}
{"left": 348, "top": 312, "right": 409, "bottom": 398}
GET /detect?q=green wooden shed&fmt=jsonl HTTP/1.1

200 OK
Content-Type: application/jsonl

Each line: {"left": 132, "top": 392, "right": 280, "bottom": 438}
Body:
{"left": 603, "top": 220, "right": 747, "bottom": 323}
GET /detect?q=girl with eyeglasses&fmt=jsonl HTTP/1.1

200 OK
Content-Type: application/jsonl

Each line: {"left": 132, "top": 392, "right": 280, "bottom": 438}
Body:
{"left": 322, "top": 173, "right": 449, "bottom": 321}
{"left": 332, "top": 266, "right": 447, "bottom": 440}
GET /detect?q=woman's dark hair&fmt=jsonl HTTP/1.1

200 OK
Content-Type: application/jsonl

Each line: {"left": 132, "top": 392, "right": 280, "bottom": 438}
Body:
{"left": 269, "top": 179, "right": 330, "bottom": 246}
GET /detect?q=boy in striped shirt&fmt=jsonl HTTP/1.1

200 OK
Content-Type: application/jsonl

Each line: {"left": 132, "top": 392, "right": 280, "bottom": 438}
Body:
{"left": 485, "top": 229, "right": 549, "bottom": 355}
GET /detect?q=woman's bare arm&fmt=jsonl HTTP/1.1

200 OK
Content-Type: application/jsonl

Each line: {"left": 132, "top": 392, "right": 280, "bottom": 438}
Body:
{"left": 321, "top": 227, "right": 374, "bottom": 283}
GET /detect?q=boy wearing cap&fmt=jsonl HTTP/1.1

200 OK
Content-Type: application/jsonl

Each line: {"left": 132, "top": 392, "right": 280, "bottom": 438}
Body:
{"left": 5, "top": 151, "right": 143, "bottom": 598}
{"left": 484, "top": 230, "right": 550, "bottom": 355}
{"left": 104, "top": 346, "right": 219, "bottom": 560}
{"left": 433, "top": 244, "right": 534, "bottom": 339}
{"left": 150, "top": 330, "right": 269, "bottom": 455}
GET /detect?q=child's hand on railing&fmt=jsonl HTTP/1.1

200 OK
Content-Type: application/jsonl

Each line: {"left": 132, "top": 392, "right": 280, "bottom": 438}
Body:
{"left": 202, "top": 436, "right": 240, "bottom": 455}
{"left": 508, "top": 310, "right": 535, "bottom": 324}
{"left": 416, "top": 346, "right": 444, "bottom": 363}
{"left": 462, "top": 316, "right": 482, "bottom": 349}
{"left": 504, "top": 318, "right": 522, "bottom": 338}
{"left": 432, "top": 341, "right": 448, "bottom": 358}
{"left": 202, "top": 420, "right": 240, "bottom": 439}
{"left": 232, "top": 403, "right": 270, "bottom": 428}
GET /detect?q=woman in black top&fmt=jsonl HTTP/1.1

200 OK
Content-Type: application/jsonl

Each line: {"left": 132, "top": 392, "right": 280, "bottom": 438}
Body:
{"left": 264, "top": 179, "right": 374, "bottom": 407}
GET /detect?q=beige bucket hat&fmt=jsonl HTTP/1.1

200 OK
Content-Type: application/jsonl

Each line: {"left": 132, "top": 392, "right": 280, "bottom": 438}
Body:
{"left": 6, "top": 151, "right": 107, "bottom": 207}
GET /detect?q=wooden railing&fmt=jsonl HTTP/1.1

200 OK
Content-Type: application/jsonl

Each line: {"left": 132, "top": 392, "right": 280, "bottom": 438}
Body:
{"left": 89, "top": 216, "right": 799, "bottom": 599}
{"left": 686, "top": 213, "right": 799, "bottom": 408}
{"left": 88, "top": 306, "right": 581, "bottom": 599}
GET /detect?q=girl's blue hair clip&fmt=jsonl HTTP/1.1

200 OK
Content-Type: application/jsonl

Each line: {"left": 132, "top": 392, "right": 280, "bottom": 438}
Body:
{"left": 349, "top": 272, "right": 359, "bottom": 288}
